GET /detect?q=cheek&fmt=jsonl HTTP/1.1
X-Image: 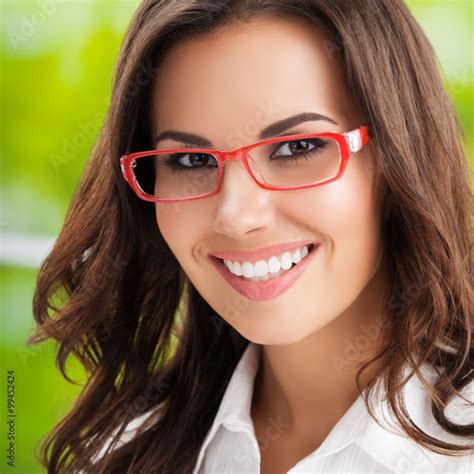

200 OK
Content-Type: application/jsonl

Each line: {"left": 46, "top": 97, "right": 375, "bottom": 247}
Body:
{"left": 295, "top": 158, "right": 381, "bottom": 245}
{"left": 155, "top": 203, "right": 198, "bottom": 258}
{"left": 154, "top": 201, "right": 214, "bottom": 269}
{"left": 295, "top": 159, "right": 384, "bottom": 309}
{"left": 320, "top": 174, "right": 380, "bottom": 247}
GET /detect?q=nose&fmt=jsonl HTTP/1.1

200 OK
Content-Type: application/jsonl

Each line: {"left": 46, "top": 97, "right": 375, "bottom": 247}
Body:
{"left": 213, "top": 153, "right": 275, "bottom": 239}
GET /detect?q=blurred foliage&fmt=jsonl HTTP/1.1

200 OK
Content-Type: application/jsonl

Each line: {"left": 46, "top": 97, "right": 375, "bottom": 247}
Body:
{"left": 0, "top": 265, "right": 86, "bottom": 473}
{"left": 1, "top": 0, "right": 138, "bottom": 237}
{"left": 0, "top": 0, "right": 472, "bottom": 472}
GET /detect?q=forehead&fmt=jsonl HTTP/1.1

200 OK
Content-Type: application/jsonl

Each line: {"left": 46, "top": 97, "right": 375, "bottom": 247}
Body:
{"left": 151, "top": 17, "right": 358, "bottom": 146}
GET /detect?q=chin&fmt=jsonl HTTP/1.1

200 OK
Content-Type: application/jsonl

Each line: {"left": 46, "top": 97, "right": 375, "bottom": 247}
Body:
{"left": 241, "top": 324, "right": 313, "bottom": 346}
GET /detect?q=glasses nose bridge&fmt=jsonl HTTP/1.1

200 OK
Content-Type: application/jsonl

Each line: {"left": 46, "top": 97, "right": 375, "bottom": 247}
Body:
{"left": 218, "top": 145, "right": 259, "bottom": 187}
{"left": 220, "top": 145, "right": 248, "bottom": 164}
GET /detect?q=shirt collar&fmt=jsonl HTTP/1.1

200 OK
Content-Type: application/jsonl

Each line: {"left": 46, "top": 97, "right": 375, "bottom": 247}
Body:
{"left": 193, "top": 342, "right": 374, "bottom": 472}
{"left": 198, "top": 342, "right": 366, "bottom": 448}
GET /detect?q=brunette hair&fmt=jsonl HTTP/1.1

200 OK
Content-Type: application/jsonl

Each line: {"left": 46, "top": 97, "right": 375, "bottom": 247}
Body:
{"left": 30, "top": 0, "right": 473, "bottom": 472}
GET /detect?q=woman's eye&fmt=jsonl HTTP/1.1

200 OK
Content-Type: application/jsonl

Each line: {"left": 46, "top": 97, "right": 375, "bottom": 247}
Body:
{"left": 272, "top": 139, "right": 318, "bottom": 158}
{"left": 173, "top": 153, "right": 218, "bottom": 168}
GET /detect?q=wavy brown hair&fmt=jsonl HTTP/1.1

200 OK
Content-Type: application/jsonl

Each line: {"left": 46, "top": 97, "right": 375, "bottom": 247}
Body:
{"left": 29, "top": 0, "right": 473, "bottom": 472}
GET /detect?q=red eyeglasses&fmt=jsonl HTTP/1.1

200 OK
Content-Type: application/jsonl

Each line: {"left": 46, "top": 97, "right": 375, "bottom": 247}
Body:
{"left": 120, "top": 125, "right": 369, "bottom": 203}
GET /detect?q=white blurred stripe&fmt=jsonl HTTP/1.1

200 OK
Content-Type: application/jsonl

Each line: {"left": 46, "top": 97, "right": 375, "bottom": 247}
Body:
{"left": 0, "top": 232, "right": 57, "bottom": 268}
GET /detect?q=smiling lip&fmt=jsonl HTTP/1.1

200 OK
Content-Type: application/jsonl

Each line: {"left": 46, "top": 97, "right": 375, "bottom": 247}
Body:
{"left": 208, "top": 240, "right": 321, "bottom": 262}
{"left": 209, "top": 243, "right": 321, "bottom": 301}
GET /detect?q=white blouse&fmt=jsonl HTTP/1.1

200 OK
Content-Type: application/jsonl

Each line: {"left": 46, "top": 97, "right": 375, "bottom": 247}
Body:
{"left": 192, "top": 342, "right": 472, "bottom": 474}
{"left": 95, "top": 342, "right": 473, "bottom": 473}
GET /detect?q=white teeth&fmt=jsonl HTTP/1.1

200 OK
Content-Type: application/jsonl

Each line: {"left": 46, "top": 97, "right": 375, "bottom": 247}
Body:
{"left": 291, "top": 248, "right": 302, "bottom": 264}
{"left": 231, "top": 261, "right": 243, "bottom": 276}
{"left": 254, "top": 260, "right": 269, "bottom": 277}
{"left": 268, "top": 256, "right": 281, "bottom": 274}
{"left": 281, "top": 252, "right": 293, "bottom": 270}
{"left": 223, "top": 244, "right": 313, "bottom": 281}
{"left": 242, "top": 262, "right": 255, "bottom": 278}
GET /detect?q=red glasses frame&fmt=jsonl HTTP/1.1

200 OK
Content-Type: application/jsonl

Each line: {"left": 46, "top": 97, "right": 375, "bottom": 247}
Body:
{"left": 120, "top": 125, "right": 369, "bottom": 203}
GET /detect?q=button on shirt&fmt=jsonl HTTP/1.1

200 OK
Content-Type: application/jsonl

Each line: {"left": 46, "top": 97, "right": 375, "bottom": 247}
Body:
{"left": 193, "top": 342, "right": 473, "bottom": 474}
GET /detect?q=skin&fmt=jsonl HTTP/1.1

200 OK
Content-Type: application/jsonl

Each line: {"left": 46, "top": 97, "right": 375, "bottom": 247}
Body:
{"left": 151, "top": 17, "right": 390, "bottom": 473}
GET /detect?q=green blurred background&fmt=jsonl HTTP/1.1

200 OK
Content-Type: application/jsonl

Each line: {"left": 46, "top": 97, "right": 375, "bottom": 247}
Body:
{"left": 0, "top": 0, "right": 472, "bottom": 472}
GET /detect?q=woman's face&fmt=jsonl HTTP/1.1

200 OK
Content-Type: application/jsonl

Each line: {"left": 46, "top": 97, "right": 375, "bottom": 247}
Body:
{"left": 151, "top": 17, "right": 388, "bottom": 345}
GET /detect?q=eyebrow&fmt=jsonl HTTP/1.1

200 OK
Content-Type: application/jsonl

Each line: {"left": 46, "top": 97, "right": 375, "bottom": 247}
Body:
{"left": 153, "top": 112, "right": 339, "bottom": 147}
